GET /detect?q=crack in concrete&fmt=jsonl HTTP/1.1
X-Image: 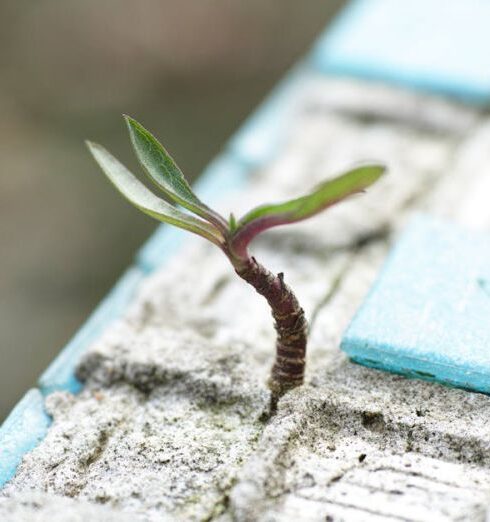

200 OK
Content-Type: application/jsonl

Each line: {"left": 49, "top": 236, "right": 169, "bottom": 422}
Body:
{"left": 370, "top": 466, "right": 489, "bottom": 491}
{"left": 308, "top": 259, "right": 352, "bottom": 335}
{"left": 308, "top": 227, "right": 391, "bottom": 335}
{"left": 293, "top": 494, "right": 413, "bottom": 521}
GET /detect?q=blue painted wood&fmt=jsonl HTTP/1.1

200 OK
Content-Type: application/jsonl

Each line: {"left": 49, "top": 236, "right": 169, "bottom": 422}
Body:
{"left": 193, "top": 152, "right": 250, "bottom": 205}
{"left": 137, "top": 153, "right": 249, "bottom": 273}
{"left": 136, "top": 226, "right": 185, "bottom": 276}
{"left": 0, "top": 389, "right": 50, "bottom": 487}
{"left": 38, "top": 267, "right": 145, "bottom": 396}
{"left": 227, "top": 66, "right": 308, "bottom": 169}
{"left": 341, "top": 215, "right": 490, "bottom": 393}
{"left": 311, "top": 0, "right": 490, "bottom": 105}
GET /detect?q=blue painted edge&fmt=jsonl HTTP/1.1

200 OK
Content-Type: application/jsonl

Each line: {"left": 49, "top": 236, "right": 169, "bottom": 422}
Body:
{"left": 226, "top": 64, "right": 310, "bottom": 169}
{"left": 0, "top": 389, "right": 50, "bottom": 487}
{"left": 313, "top": 54, "right": 490, "bottom": 107}
{"left": 310, "top": 0, "right": 369, "bottom": 63}
{"left": 136, "top": 152, "right": 250, "bottom": 273}
{"left": 347, "top": 347, "right": 490, "bottom": 395}
{"left": 38, "top": 267, "right": 145, "bottom": 396}
{"left": 135, "top": 225, "right": 185, "bottom": 276}
{"left": 308, "top": 0, "right": 490, "bottom": 105}
{"left": 340, "top": 214, "right": 490, "bottom": 394}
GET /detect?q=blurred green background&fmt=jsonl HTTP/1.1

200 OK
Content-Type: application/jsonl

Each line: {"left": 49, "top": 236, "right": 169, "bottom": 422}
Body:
{"left": 0, "top": 1, "right": 344, "bottom": 421}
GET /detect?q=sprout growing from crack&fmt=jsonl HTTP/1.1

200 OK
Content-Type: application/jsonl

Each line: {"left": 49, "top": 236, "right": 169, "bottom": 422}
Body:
{"left": 87, "top": 116, "right": 385, "bottom": 404}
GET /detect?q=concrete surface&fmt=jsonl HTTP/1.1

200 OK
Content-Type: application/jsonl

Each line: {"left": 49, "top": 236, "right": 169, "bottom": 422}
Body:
{"left": 2, "top": 76, "right": 490, "bottom": 521}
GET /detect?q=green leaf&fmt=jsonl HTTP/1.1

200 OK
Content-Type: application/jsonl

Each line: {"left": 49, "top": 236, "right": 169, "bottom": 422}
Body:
{"left": 124, "top": 116, "right": 227, "bottom": 230}
{"left": 238, "top": 164, "right": 386, "bottom": 228}
{"left": 86, "top": 141, "right": 225, "bottom": 246}
{"left": 229, "top": 164, "right": 386, "bottom": 257}
{"left": 229, "top": 213, "right": 237, "bottom": 233}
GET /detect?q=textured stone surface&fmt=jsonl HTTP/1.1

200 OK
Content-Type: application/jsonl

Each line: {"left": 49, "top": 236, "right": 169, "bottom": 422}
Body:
{"left": 0, "top": 492, "right": 136, "bottom": 521}
{"left": 3, "top": 385, "right": 265, "bottom": 521}
{"left": 227, "top": 365, "right": 490, "bottom": 521}
{"left": 2, "top": 76, "right": 490, "bottom": 521}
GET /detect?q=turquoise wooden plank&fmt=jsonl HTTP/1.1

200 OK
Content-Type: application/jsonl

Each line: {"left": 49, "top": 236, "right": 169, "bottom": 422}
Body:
{"left": 0, "top": 389, "right": 50, "bottom": 487}
{"left": 311, "top": 0, "right": 490, "bottom": 105}
{"left": 137, "top": 153, "right": 249, "bottom": 273}
{"left": 192, "top": 152, "right": 249, "bottom": 204}
{"left": 341, "top": 215, "right": 490, "bottom": 393}
{"left": 38, "top": 267, "right": 144, "bottom": 396}
{"left": 136, "top": 225, "right": 185, "bottom": 275}
{"left": 227, "top": 66, "right": 307, "bottom": 168}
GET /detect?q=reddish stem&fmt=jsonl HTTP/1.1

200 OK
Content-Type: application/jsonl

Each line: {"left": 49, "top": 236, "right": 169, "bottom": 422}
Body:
{"left": 233, "top": 255, "right": 308, "bottom": 399}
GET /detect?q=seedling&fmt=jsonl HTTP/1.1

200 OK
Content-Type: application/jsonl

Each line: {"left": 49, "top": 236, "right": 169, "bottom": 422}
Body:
{"left": 87, "top": 116, "right": 385, "bottom": 402}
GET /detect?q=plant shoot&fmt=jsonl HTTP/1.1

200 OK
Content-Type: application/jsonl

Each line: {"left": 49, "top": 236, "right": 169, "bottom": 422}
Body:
{"left": 87, "top": 116, "right": 385, "bottom": 403}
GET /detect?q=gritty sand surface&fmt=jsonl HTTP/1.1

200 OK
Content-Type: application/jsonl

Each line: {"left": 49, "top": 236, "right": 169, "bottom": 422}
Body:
{"left": 2, "top": 76, "right": 490, "bottom": 521}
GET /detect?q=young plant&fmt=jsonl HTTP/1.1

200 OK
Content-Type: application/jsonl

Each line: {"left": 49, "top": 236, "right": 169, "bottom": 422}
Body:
{"left": 87, "top": 116, "right": 385, "bottom": 402}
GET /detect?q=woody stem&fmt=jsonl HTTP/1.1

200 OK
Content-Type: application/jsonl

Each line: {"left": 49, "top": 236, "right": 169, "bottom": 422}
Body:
{"left": 234, "top": 256, "right": 308, "bottom": 399}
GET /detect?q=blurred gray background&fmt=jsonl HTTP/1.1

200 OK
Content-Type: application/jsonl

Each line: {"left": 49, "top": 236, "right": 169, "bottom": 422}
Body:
{"left": 0, "top": 0, "right": 344, "bottom": 421}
